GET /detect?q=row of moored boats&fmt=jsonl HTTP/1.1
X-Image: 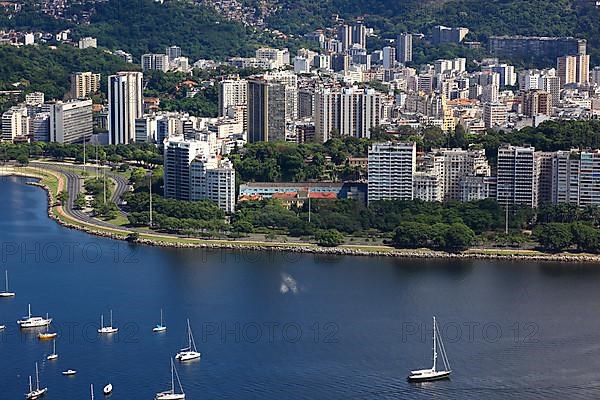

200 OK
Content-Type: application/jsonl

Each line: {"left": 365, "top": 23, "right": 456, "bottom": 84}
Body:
{"left": 1, "top": 270, "right": 200, "bottom": 399}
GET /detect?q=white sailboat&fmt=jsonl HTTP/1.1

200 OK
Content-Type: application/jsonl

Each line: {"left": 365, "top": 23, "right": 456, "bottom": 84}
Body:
{"left": 153, "top": 308, "right": 167, "bottom": 333}
{"left": 98, "top": 310, "right": 118, "bottom": 334}
{"left": 0, "top": 270, "right": 15, "bottom": 297}
{"left": 17, "top": 304, "right": 52, "bottom": 328}
{"left": 407, "top": 316, "right": 451, "bottom": 382}
{"left": 26, "top": 362, "right": 47, "bottom": 399}
{"left": 175, "top": 319, "right": 201, "bottom": 362}
{"left": 155, "top": 358, "right": 186, "bottom": 400}
{"left": 47, "top": 340, "right": 58, "bottom": 360}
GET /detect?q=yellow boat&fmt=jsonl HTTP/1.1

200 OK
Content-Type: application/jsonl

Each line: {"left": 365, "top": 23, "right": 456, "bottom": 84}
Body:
{"left": 38, "top": 325, "right": 57, "bottom": 340}
{"left": 38, "top": 332, "right": 57, "bottom": 340}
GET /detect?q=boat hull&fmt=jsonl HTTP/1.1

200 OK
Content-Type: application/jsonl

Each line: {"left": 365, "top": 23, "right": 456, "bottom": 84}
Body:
{"left": 38, "top": 333, "right": 57, "bottom": 340}
{"left": 407, "top": 370, "right": 451, "bottom": 382}
{"left": 153, "top": 326, "right": 167, "bottom": 333}
{"left": 98, "top": 327, "right": 118, "bottom": 334}
{"left": 0, "top": 292, "right": 15, "bottom": 297}
{"left": 155, "top": 392, "right": 185, "bottom": 400}
{"left": 175, "top": 351, "right": 201, "bottom": 362}
{"left": 18, "top": 318, "right": 52, "bottom": 328}
{"left": 25, "top": 388, "right": 47, "bottom": 399}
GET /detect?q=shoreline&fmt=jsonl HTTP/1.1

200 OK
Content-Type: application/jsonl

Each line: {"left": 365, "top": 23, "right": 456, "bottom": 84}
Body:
{"left": 4, "top": 170, "right": 600, "bottom": 263}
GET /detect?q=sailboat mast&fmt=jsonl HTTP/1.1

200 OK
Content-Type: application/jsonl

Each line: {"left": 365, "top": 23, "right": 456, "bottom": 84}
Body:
{"left": 101, "top": 314, "right": 104, "bottom": 329}
{"left": 187, "top": 319, "right": 192, "bottom": 349}
{"left": 110, "top": 310, "right": 113, "bottom": 327}
{"left": 160, "top": 308, "right": 163, "bottom": 326}
{"left": 432, "top": 317, "right": 437, "bottom": 371}
{"left": 171, "top": 358, "right": 175, "bottom": 394}
{"left": 5, "top": 270, "right": 8, "bottom": 292}
{"left": 35, "top": 362, "right": 40, "bottom": 391}
{"left": 28, "top": 304, "right": 31, "bottom": 318}
{"left": 29, "top": 375, "right": 32, "bottom": 392}
{"left": 91, "top": 384, "right": 94, "bottom": 400}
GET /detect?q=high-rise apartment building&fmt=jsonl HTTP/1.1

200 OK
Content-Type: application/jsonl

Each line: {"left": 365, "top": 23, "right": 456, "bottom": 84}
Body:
{"left": 70, "top": 72, "right": 101, "bottom": 99}
{"left": 367, "top": 142, "right": 417, "bottom": 203}
{"left": 521, "top": 90, "right": 552, "bottom": 116}
{"left": 556, "top": 54, "right": 589, "bottom": 87}
{"left": 496, "top": 144, "right": 539, "bottom": 208}
{"left": 108, "top": 71, "right": 143, "bottom": 144}
{"left": 483, "top": 102, "right": 507, "bottom": 128}
{"left": 382, "top": 46, "right": 396, "bottom": 69}
{"left": 591, "top": 66, "right": 600, "bottom": 85}
{"left": 141, "top": 53, "right": 169, "bottom": 72}
{"left": 47, "top": 99, "right": 93, "bottom": 143}
{"left": 218, "top": 79, "right": 248, "bottom": 117}
{"left": 1, "top": 106, "right": 28, "bottom": 141}
{"left": 247, "top": 73, "right": 297, "bottom": 142}
{"left": 552, "top": 149, "right": 600, "bottom": 206}
{"left": 336, "top": 23, "right": 367, "bottom": 51}
{"left": 337, "top": 87, "right": 382, "bottom": 139}
{"left": 190, "top": 156, "right": 236, "bottom": 213}
{"left": 32, "top": 113, "right": 50, "bottom": 142}
{"left": 396, "top": 33, "right": 413, "bottom": 63}
{"left": 165, "top": 46, "right": 182, "bottom": 62}
{"left": 164, "top": 136, "right": 235, "bottom": 212}
{"left": 164, "top": 136, "right": 208, "bottom": 201}
{"left": 314, "top": 87, "right": 336, "bottom": 143}
{"left": 541, "top": 74, "right": 561, "bottom": 106}
{"left": 427, "top": 148, "right": 491, "bottom": 201}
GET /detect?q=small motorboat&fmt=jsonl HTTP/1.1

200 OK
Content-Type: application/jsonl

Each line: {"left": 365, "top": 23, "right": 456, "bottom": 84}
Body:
{"left": 103, "top": 383, "right": 113, "bottom": 395}
{"left": 62, "top": 369, "right": 77, "bottom": 376}
{"left": 0, "top": 324, "right": 5, "bottom": 330}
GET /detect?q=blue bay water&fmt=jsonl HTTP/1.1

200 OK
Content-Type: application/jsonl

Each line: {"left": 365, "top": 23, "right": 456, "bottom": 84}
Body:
{"left": 2, "top": 176, "right": 600, "bottom": 399}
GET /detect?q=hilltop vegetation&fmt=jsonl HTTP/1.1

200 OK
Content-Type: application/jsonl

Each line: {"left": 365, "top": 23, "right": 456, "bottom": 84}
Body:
{"left": 0, "top": 0, "right": 291, "bottom": 60}
{"left": 0, "top": 45, "right": 136, "bottom": 103}
{"left": 266, "top": 0, "right": 600, "bottom": 64}
{"left": 74, "top": 0, "right": 270, "bottom": 60}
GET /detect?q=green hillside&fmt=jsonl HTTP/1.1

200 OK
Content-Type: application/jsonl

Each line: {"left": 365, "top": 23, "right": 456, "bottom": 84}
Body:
{"left": 0, "top": 45, "right": 137, "bottom": 100}
{"left": 0, "top": 0, "right": 289, "bottom": 60}
{"left": 266, "top": 0, "right": 600, "bottom": 63}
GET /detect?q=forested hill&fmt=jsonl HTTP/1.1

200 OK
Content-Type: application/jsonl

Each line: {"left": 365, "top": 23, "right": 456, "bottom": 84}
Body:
{"left": 264, "top": 0, "right": 600, "bottom": 63}
{"left": 0, "top": 0, "right": 288, "bottom": 60}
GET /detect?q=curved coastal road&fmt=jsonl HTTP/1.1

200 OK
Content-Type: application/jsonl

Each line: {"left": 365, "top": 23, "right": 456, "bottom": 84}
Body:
{"left": 30, "top": 162, "right": 132, "bottom": 229}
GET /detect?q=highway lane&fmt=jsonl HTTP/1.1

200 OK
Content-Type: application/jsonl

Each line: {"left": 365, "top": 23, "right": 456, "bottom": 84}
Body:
{"left": 30, "top": 162, "right": 133, "bottom": 230}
